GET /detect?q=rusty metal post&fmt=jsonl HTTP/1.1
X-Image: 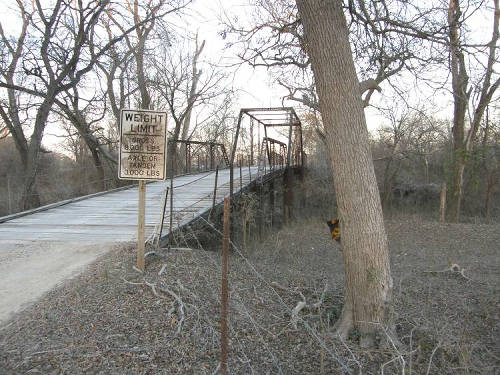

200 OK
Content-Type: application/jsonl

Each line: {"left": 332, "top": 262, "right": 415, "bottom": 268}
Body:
{"left": 169, "top": 153, "right": 175, "bottom": 245}
{"left": 282, "top": 145, "right": 286, "bottom": 169}
{"left": 242, "top": 208, "right": 247, "bottom": 256}
{"left": 274, "top": 143, "right": 278, "bottom": 169}
{"left": 210, "top": 144, "right": 215, "bottom": 170}
{"left": 210, "top": 165, "right": 219, "bottom": 219}
{"left": 230, "top": 111, "right": 244, "bottom": 197}
{"left": 221, "top": 197, "right": 230, "bottom": 375}
{"left": 157, "top": 187, "right": 169, "bottom": 245}
{"left": 283, "top": 167, "right": 294, "bottom": 225}
{"left": 239, "top": 159, "right": 243, "bottom": 191}
{"left": 440, "top": 182, "right": 447, "bottom": 222}
{"left": 269, "top": 179, "right": 275, "bottom": 227}
{"left": 258, "top": 183, "right": 264, "bottom": 238}
{"left": 250, "top": 118, "right": 254, "bottom": 165}
{"left": 286, "top": 123, "right": 293, "bottom": 167}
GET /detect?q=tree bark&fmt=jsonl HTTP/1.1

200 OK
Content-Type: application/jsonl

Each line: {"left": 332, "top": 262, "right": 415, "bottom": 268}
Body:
{"left": 22, "top": 94, "right": 56, "bottom": 210}
{"left": 446, "top": 0, "right": 499, "bottom": 221}
{"left": 446, "top": 0, "right": 469, "bottom": 222}
{"left": 296, "top": 0, "right": 393, "bottom": 347}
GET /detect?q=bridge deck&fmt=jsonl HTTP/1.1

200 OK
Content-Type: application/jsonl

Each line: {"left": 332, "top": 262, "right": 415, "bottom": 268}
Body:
{"left": 0, "top": 166, "right": 264, "bottom": 242}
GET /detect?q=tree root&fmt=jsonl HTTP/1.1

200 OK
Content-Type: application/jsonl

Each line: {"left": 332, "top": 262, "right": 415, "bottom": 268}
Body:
{"left": 332, "top": 301, "right": 353, "bottom": 340}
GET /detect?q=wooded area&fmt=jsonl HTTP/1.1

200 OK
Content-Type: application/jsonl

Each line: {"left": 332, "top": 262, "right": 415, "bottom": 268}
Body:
{"left": 0, "top": 0, "right": 499, "bottom": 373}
{"left": 0, "top": 0, "right": 498, "bottom": 220}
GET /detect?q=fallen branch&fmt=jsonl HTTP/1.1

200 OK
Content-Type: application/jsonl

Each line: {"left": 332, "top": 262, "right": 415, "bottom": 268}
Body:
{"left": 121, "top": 277, "right": 143, "bottom": 286}
{"left": 423, "top": 263, "right": 471, "bottom": 281}
{"left": 159, "top": 285, "right": 186, "bottom": 335}
{"left": 312, "top": 282, "right": 329, "bottom": 310}
{"left": 144, "top": 280, "right": 160, "bottom": 298}
{"left": 177, "top": 279, "right": 199, "bottom": 300}
{"left": 426, "top": 341, "right": 441, "bottom": 375}
{"left": 288, "top": 282, "right": 330, "bottom": 329}
{"left": 158, "top": 264, "right": 167, "bottom": 276}
{"left": 132, "top": 266, "right": 143, "bottom": 274}
{"left": 270, "top": 281, "right": 289, "bottom": 292}
{"left": 291, "top": 300, "right": 307, "bottom": 330}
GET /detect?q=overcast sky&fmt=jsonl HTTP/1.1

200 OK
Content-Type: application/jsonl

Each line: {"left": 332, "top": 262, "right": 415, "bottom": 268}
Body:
{"left": 1, "top": 0, "right": 495, "bottom": 151}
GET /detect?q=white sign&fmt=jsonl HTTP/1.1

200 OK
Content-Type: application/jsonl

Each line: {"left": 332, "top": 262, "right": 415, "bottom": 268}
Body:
{"left": 119, "top": 109, "right": 168, "bottom": 180}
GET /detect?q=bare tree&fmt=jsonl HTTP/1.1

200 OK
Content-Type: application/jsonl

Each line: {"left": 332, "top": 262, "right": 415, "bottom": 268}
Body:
{"left": 296, "top": 0, "right": 393, "bottom": 347}
{"left": 445, "top": 0, "right": 500, "bottom": 221}
{"left": 222, "top": 0, "right": 435, "bottom": 115}
{"left": 479, "top": 107, "right": 500, "bottom": 218}
{"left": 0, "top": 0, "right": 36, "bottom": 203}
{"left": 0, "top": 0, "right": 143, "bottom": 208}
{"left": 0, "top": 0, "right": 185, "bottom": 209}
{"left": 104, "top": 0, "right": 182, "bottom": 111}
{"left": 152, "top": 34, "right": 231, "bottom": 170}
{"left": 53, "top": 84, "right": 117, "bottom": 191}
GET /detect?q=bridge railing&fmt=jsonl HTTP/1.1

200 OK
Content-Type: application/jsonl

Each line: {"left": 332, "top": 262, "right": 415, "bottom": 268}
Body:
{"left": 168, "top": 139, "right": 230, "bottom": 175}
{"left": 229, "top": 107, "right": 305, "bottom": 195}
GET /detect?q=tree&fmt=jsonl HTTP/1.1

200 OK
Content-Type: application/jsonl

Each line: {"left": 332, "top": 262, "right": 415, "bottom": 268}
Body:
{"left": 445, "top": 0, "right": 500, "bottom": 221}
{"left": 152, "top": 34, "right": 231, "bottom": 171}
{"left": 0, "top": 0, "right": 37, "bottom": 205}
{"left": 53, "top": 85, "right": 117, "bottom": 191}
{"left": 0, "top": 0, "right": 124, "bottom": 208}
{"left": 0, "top": 0, "right": 119, "bottom": 209}
{"left": 478, "top": 107, "right": 500, "bottom": 218}
{"left": 0, "top": 0, "right": 187, "bottom": 209}
{"left": 295, "top": 0, "right": 393, "bottom": 347}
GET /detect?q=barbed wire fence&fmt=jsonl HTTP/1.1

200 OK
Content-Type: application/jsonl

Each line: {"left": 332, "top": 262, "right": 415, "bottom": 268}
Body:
{"left": 135, "top": 176, "right": 358, "bottom": 374}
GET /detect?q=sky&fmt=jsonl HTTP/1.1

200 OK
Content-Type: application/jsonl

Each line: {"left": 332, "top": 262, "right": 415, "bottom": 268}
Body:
{"left": 0, "top": 0, "right": 292, "bottom": 150}
{"left": 1, "top": 0, "right": 496, "bottom": 152}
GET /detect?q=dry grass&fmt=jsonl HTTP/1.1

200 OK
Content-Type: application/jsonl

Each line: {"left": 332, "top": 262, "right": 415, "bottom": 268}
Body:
{"left": 0, "top": 216, "right": 498, "bottom": 374}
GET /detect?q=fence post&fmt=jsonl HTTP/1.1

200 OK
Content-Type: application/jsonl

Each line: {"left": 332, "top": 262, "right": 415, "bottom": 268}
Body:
{"left": 239, "top": 159, "right": 243, "bottom": 191}
{"left": 169, "top": 154, "right": 175, "bottom": 245}
{"left": 440, "top": 182, "right": 446, "bottom": 222}
{"left": 137, "top": 180, "right": 146, "bottom": 271}
{"left": 221, "top": 197, "right": 230, "bottom": 375}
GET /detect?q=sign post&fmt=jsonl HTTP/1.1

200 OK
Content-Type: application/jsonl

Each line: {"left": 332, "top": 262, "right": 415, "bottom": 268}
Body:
{"left": 119, "top": 109, "right": 168, "bottom": 271}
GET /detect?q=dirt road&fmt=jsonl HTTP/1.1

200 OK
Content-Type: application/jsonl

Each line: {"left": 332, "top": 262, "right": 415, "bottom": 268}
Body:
{"left": 0, "top": 240, "right": 117, "bottom": 324}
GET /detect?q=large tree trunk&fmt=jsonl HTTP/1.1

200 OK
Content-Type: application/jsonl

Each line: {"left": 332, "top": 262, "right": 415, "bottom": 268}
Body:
{"left": 446, "top": 0, "right": 470, "bottom": 222}
{"left": 296, "top": 0, "right": 393, "bottom": 347}
{"left": 22, "top": 95, "right": 56, "bottom": 210}
{"left": 447, "top": 148, "right": 466, "bottom": 221}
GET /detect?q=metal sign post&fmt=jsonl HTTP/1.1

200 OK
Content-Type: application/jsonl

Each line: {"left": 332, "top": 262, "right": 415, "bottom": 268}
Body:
{"left": 118, "top": 108, "right": 168, "bottom": 271}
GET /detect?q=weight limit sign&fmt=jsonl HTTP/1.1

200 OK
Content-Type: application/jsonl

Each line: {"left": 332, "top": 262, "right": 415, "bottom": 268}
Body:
{"left": 119, "top": 109, "right": 168, "bottom": 181}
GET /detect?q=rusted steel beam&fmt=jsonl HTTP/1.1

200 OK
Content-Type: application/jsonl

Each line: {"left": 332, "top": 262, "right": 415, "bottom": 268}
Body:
{"left": 221, "top": 145, "right": 230, "bottom": 166}
{"left": 230, "top": 110, "right": 244, "bottom": 197}
{"left": 239, "top": 160, "right": 243, "bottom": 190}
{"left": 264, "top": 122, "right": 302, "bottom": 128}
{"left": 210, "top": 165, "right": 219, "bottom": 220}
{"left": 169, "top": 154, "right": 175, "bottom": 245}
{"left": 263, "top": 136, "right": 287, "bottom": 147}
{"left": 241, "top": 106, "right": 295, "bottom": 112}
{"left": 158, "top": 187, "right": 169, "bottom": 243}
{"left": 170, "top": 139, "right": 225, "bottom": 147}
{"left": 221, "top": 197, "right": 230, "bottom": 375}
